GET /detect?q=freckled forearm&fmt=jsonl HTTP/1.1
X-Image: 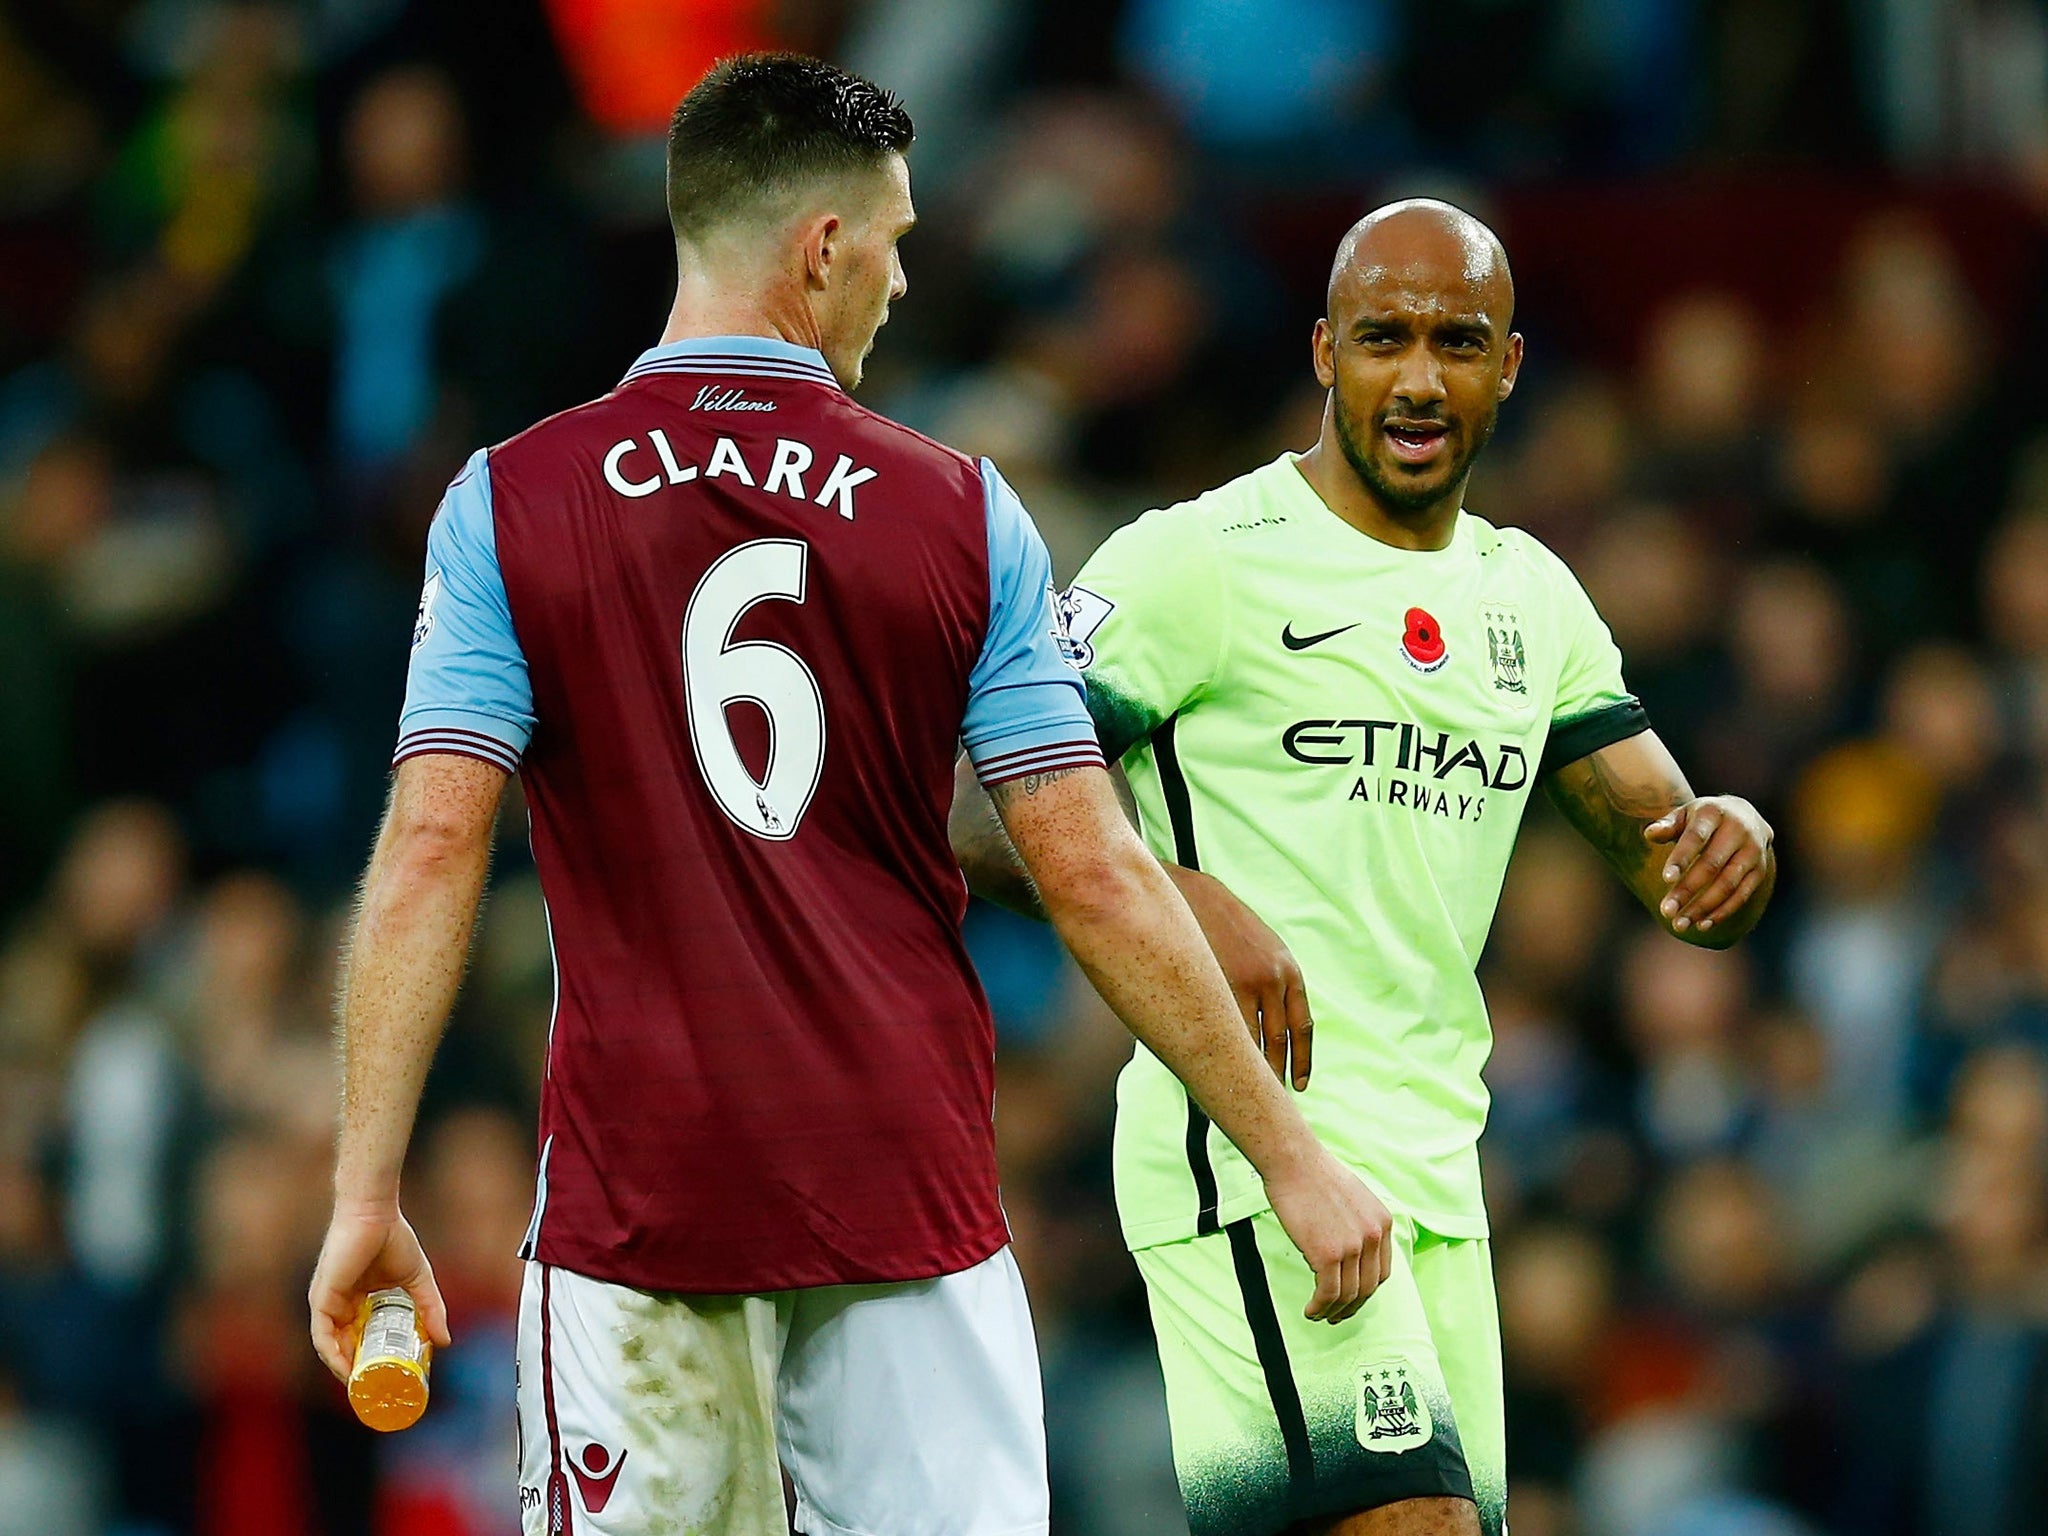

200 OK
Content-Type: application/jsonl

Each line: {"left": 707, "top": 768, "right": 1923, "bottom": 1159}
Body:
{"left": 333, "top": 805, "right": 496, "bottom": 1204}
{"left": 1000, "top": 771, "right": 1317, "bottom": 1181}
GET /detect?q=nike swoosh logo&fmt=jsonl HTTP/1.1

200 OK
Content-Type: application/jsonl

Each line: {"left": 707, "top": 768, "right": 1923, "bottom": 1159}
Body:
{"left": 1282, "top": 622, "right": 1360, "bottom": 651}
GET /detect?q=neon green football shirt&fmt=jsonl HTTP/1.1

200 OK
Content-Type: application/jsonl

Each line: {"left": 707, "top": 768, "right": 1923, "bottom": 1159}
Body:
{"left": 1062, "top": 454, "right": 1645, "bottom": 1247}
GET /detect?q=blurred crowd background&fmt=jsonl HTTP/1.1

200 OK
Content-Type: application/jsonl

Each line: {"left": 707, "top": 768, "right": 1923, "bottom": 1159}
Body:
{"left": 3, "top": 1, "right": 2048, "bottom": 1533}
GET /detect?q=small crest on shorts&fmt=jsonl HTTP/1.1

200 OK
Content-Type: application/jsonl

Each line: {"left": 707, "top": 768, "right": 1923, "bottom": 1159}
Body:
{"left": 1356, "top": 1360, "right": 1433, "bottom": 1453}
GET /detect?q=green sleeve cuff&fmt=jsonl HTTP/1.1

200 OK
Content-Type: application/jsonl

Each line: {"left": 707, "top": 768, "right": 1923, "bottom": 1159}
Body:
{"left": 1085, "top": 675, "right": 1163, "bottom": 765}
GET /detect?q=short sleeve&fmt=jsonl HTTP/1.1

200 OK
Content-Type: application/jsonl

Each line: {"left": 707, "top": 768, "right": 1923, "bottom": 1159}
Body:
{"left": 1541, "top": 556, "right": 1648, "bottom": 776}
{"left": 1062, "top": 504, "right": 1224, "bottom": 762}
{"left": 393, "top": 448, "right": 534, "bottom": 774}
{"left": 961, "top": 460, "right": 1106, "bottom": 786}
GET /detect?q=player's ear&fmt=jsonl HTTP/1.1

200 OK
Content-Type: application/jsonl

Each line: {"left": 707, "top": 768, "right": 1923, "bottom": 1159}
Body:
{"left": 800, "top": 213, "right": 842, "bottom": 292}
{"left": 1496, "top": 331, "right": 1524, "bottom": 402}
{"left": 1312, "top": 318, "right": 1337, "bottom": 389}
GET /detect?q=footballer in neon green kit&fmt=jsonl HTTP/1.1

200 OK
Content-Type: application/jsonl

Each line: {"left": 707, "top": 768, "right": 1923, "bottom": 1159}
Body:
{"left": 954, "top": 200, "right": 1776, "bottom": 1536}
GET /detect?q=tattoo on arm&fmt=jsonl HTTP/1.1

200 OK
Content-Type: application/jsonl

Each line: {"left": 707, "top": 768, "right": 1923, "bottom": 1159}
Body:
{"left": 968, "top": 766, "right": 1142, "bottom": 924}
{"left": 988, "top": 766, "right": 1084, "bottom": 808}
{"left": 1545, "top": 733, "right": 1776, "bottom": 946}
{"left": 1542, "top": 739, "right": 1690, "bottom": 907}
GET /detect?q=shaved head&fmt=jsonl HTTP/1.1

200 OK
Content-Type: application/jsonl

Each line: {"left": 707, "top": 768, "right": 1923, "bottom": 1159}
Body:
{"left": 1327, "top": 199, "right": 1513, "bottom": 329}
{"left": 1302, "top": 199, "right": 1524, "bottom": 541}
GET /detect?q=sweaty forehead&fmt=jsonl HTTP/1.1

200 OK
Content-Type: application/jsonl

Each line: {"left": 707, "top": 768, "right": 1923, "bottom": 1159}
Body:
{"left": 1328, "top": 211, "right": 1512, "bottom": 328}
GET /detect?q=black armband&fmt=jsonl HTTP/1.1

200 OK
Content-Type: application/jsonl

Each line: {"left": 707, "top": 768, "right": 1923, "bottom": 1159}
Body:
{"left": 1541, "top": 697, "right": 1651, "bottom": 778}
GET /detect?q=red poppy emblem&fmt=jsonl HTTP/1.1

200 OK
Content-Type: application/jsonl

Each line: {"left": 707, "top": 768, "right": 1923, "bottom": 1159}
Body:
{"left": 1401, "top": 607, "right": 1447, "bottom": 670}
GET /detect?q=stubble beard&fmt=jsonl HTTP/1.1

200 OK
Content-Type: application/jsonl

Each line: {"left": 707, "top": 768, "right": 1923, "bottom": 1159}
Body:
{"left": 1333, "top": 396, "right": 1498, "bottom": 520}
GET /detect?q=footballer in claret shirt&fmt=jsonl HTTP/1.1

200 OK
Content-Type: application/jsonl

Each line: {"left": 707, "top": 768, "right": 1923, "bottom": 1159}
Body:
{"left": 310, "top": 53, "right": 1389, "bottom": 1536}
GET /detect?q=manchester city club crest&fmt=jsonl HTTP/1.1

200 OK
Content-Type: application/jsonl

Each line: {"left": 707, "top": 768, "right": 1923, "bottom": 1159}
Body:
{"left": 1356, "top": 1361, "right": 1434, "bottom": 1453}
{"left": 1481, "top": 601, "right": 1527, "bottom": 696}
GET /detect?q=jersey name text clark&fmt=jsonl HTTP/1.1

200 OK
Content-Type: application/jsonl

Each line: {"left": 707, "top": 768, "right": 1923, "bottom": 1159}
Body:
{"left": 602, "top": 428, "right": 878, "bottom": 518}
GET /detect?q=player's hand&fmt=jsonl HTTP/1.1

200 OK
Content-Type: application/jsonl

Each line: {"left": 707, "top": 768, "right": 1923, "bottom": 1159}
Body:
{"left": 308, "top": 1201, "right": 453, "bottom": 1382}
{"left": 1169, "top": 865, "right": 1314, "bottom": 1090}
{"left": 1263, "top": 1146, "right": 1393, "bottom": 1325}
{"left": 1645, "top": 796, "right": 1774, "bottom": 936}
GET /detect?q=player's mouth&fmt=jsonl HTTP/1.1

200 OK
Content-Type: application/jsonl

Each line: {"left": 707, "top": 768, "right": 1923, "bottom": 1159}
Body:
{"left": 1382, "top": 419, "right": 1451, "bottom": 465}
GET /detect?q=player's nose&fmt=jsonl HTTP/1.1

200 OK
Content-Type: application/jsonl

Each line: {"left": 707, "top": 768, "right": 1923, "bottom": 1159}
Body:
{"left": 1390, "top": 346, "right": 1446, "bottom": 405}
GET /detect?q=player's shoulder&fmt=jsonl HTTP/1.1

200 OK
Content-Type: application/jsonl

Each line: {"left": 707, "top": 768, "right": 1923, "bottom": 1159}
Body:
{"left": 480, "top": 385, "right": 641, "bottom": 477}
{"left": 1092, "top": 456, "right": 1297, "bottom": 565}
{"left": 829, "top": 392, "right": 982, "bottom": 481}
{"left": 1466, "top": 512, "right": 1587, "bottom": 596}
{"left": 1162, "top": 455, "right": 1301, "bottom": 536}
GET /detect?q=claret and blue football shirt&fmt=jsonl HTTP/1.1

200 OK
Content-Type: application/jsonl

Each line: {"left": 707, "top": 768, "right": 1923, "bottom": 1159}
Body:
{"left": 397, "top": 335, "right": 1103, "bottom": 1293}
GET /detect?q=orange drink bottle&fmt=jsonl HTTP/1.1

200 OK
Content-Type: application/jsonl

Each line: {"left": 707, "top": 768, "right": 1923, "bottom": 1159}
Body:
{"left": 347, "top": 1288, "right": 432, "bottom": 1432}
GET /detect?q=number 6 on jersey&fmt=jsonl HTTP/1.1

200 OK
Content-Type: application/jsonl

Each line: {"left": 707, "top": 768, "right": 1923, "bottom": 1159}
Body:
{"left": 682, "top": 538, "right": 826, "bottom": 840}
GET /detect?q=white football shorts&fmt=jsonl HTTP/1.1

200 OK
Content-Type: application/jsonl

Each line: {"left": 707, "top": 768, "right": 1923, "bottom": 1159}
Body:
{"left": 515, "top": 1247, "right": 1048, "bottom": 1536}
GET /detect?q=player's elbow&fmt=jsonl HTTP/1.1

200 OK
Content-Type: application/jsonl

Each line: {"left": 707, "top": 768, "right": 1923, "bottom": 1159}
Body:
{"left": 378, "top": 756, "right": 505, "bottom": 879}
{"left": 1033, "top": 840, "right": 1158, "bottom": 933}
{"left": 382, "top": 803, "right": 491, "bottom": 879}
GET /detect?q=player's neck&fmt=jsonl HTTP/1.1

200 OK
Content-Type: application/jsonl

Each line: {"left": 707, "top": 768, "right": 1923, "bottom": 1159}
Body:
{"left": 1295, "top": 443, "right": 1462, "bottom": 552}
{"left": 658, "top": 276, "right": 826, "bottom": 355}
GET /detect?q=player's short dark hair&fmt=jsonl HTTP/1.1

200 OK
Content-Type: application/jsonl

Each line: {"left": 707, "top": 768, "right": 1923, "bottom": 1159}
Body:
{"left": 666, "top": 53, "right": 913, "bottom": 242}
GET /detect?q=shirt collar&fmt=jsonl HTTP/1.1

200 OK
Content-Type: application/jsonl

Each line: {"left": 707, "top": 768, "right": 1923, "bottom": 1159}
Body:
{"left": 1277, "top": 453, "right": 1467, "bottom": 558}
{"left": 620, "top": 335, "right": 842, "bottom": 392}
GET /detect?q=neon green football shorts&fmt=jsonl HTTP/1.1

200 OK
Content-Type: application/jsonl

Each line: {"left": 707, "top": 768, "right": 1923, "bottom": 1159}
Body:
{"left": 1134, "top": 1208, "right": 1506, "bottom": 1536}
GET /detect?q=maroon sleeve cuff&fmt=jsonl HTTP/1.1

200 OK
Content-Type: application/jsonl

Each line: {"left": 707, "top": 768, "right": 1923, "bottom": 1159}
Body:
{"left": 974, "top": 739, "right": 1108, "bottom": 786}
{"left": 393, "top": 726, "right": 521, "bottom": 775}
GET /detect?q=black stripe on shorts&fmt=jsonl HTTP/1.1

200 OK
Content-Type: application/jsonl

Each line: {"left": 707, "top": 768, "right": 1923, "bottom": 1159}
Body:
{"left": 1227, "top": 1218, "right": 1317, "bottom": 1512}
